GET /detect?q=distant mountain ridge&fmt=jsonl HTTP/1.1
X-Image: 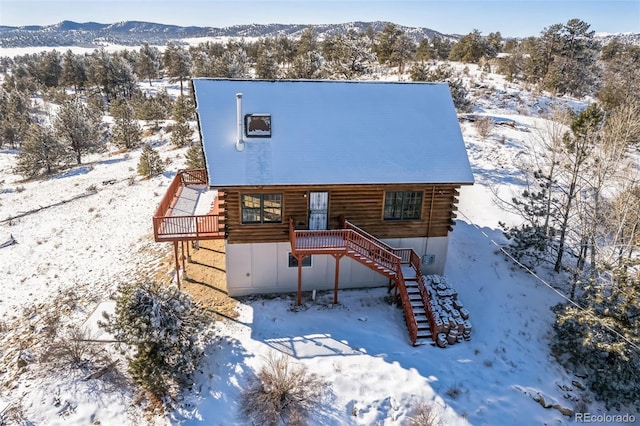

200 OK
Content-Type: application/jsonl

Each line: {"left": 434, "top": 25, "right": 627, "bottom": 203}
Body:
{"left": 1, "top": 20, "right": 637, "bottom": 49}
{"left": 0, "top": 20, "right": 453, "bottom": 48}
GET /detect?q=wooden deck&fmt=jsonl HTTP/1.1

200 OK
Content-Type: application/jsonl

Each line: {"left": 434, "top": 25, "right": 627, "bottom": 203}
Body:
{"left": 153, "top": 169, "right": 225, "bottom": 242}
{"left": 289, "top": 217, "right": 438, "bottom": 346}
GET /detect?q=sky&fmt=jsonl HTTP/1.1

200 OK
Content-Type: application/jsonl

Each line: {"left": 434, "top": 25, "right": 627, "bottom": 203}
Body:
{"left": 0, "top": 0, "right": 638, "bottom": 37}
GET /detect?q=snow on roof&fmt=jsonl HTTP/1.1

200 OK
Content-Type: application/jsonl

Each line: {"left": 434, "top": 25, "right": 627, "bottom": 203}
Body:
{"left": 192, "top": 79, "right": 474, "bottom": 186}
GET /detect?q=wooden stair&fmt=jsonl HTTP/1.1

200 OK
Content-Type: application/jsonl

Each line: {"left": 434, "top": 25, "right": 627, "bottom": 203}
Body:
{"left": 289, "top": 217, "right": 437, "bottom": 346}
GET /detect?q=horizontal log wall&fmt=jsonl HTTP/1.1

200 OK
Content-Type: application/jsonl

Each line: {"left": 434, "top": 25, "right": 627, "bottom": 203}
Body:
{"left": 220, "top": 184, "right": 463, "bottom": 244}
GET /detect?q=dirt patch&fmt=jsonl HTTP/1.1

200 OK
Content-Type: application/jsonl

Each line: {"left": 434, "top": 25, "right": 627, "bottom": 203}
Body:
{"left": 180, "top": 239, "right": 238, "bottom": 320}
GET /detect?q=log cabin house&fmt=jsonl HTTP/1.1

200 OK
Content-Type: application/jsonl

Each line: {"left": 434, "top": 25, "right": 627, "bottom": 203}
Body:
{"left": 154, "top": 78, "right": 474, "bottom": 345}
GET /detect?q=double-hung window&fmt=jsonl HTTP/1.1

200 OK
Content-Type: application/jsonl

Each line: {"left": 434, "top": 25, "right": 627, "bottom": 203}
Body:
{"left": 383, "top": 191, "right": 423, "bottom": 221}
{"left": 241, "top": 194, "right": 282, "bottom": 224}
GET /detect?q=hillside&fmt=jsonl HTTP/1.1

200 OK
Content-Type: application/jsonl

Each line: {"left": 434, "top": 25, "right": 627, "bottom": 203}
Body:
{"left": 0, "top": 20, "right": 452, "bottom": 48}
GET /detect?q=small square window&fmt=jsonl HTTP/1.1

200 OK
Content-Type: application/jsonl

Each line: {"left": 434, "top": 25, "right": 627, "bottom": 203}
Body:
{"left": 245, "top": 114, "right": 271, "bottom": 138}
{"left": 288, "top": 253, "right": 312, "bottom": 268}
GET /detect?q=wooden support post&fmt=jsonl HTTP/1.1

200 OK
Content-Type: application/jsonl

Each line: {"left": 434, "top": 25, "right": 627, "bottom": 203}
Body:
{"left": 181, "top": 240, "right": 186, "bottom": 276}
{"left": 296, "top": 256, "right": 304, "bottom": 306}
{"left": 186, "top": 241, "right": 191, "bottom": 262}
{"left": 173, "top": 241, "right": 181, "bottom": 289}
{"left": 332, "top": 254, "right": 343, "bottom": 304}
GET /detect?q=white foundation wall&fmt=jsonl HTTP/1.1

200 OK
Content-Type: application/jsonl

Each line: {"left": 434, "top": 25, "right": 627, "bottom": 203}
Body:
{"left": 225, "top": 237, "right": 449, "bottom": 297}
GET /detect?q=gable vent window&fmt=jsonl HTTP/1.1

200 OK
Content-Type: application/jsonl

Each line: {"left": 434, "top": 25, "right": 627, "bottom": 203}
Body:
{"left": 245, "top": 114, "right": 271, "bottom": 138}
{"left": 384, "top": 191, "right": 423, "bottom": 221}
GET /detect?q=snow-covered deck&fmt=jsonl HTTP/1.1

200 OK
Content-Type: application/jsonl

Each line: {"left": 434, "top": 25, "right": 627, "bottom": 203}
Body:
{"left": 153, "top": 169, "right": 225, "bottom": 242}
{"left": 169, "top": 185, "right": 218, "bottom": 217}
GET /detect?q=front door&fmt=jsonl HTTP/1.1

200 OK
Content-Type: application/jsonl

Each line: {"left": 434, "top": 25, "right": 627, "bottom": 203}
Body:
{"left": 309, "top": 192, "right": 329, "bottom": 230}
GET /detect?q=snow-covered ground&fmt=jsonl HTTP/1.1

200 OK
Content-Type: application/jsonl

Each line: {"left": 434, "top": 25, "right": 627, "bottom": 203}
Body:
{"left": 1, "top": 66, "right": 638, "bottom": 425}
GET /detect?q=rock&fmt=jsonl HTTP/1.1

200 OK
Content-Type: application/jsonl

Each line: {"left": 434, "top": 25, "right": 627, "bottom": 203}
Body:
{"left": 572, "top": 380, "right": 586, "bottom": 391}
{"left": 17, "top": 350, "right": 34, "bottom": 368}
{"left": 553, "top": 404, "right": 574, "bottom": 417}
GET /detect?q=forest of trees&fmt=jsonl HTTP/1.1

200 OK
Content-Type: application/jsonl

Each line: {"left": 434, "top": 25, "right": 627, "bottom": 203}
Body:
{"left": 1, "top": 19, "right": 639, "bottom": 408}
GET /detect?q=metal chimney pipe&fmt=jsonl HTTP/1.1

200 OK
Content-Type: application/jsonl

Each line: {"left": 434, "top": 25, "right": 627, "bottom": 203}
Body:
{"left": 235, "top": 93, "right": 244, "bottom": 151}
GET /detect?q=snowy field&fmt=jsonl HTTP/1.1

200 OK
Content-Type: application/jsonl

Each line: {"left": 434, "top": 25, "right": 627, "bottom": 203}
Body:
{"left": 1, "top": 64, "right": 638, "bottom": 425}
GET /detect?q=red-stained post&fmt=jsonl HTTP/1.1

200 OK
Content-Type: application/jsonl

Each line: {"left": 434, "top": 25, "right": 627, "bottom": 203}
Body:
{"left": 174, "top": 241, "right": 181, "bottom": 289}
{"left": 297, "top": 257, "right": 303, "bottom": 306}
{"left": 332, "top": 254, "right": 343, "bottom": 304}
{"left": 181, "top": 240, "right": 186, "bottom": 277}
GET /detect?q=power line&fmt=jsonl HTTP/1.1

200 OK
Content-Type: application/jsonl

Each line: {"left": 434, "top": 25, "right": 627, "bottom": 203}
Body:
{"left": 456, "top": 209, "right": 640, "bottom": 353}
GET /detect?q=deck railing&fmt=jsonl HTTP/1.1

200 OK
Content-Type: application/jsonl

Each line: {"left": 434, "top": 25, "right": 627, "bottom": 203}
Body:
{"left": 289, "top": 217, "right": 423, "bottom": 344}
{"left": 341, "top": 217, "right": 413, "bottom": 264}
{"left": 291, "top": 218, "right": 401, "bottom": 274}
{"left": 410, "top": 250, "right": 438, "bottom": 340}
{"left": 153, "top": 169, "right": 224, "bottom": 242}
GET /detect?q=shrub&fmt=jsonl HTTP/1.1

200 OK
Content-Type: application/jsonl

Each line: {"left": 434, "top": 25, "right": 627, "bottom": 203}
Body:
{"left": 40, "top": 324, "right": 102, "bottom": 369}
{"left": 239, "top": 352, "right": 325, "bottom": 426}
{"left": 474, "top": 116, "right": 494, "bottom": 140}
{"left": 100, "top": 282, "right": 211, "bottom": 398}
{"left": 407, "top": 400, "right": 440, "bottom": 426}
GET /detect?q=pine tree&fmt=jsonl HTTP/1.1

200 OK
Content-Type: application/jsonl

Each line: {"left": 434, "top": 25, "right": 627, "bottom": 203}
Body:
{"left": 0, "top": 87, "right": 31, "bottom": 149}
{"left": 409, "top": 63, "right": 471, "bottom": 112}
{"left": 324, "top": 30, "right": 375, "bottom": 79}
{"left": 136, "top": 42, "right": 160, "bottom": 86}
{"left": 552, "top": 268, "right": 640, "bottom": 409}
{"left": 54, "top": 95, "right": 103, "bottom": 164}
{"left": 99, "top": 282, "right": 211, "bottom": 398}
{"left": 185, "top": 143, "right": 205, "bottom": 170}
{"left": 448, "top": 29, "right": 490, "bottom": 63}
{"left": 137, "top": 143, "right": 164, "bottom": 178}
{"left": 60, "top": 49, "right": 86, "bottom": 92}
{"left": 15, "top": 122, "right": 65, "bottom": 177}
{"left": 170, "top": 96, "right": 193, "bottom": 148}
{"left": 110, "top": 99, "right": 142, "bottom": 150}
{"left": 163, "top": 42, "right": 192, "bottom": 96}
{"left": 255, "top": 44, "right": 279, "bottom": 79}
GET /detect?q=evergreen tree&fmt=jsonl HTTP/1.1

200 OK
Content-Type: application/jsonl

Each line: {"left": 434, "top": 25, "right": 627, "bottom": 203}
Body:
{"left": 0, "top": 87, "right": 31, "bottom": 149}
{"left": 255, "top": 43, "right": 280, "bottom": 79}
{"left": 552, "top": 268, "right": 640, "bottom": 409}
{"left": 35, "top": 50, "right": 62, "bottom": 88}
{"left": 15, "top": 122, "right": 65, "bottom": 177}
{"left": 389, "top": 32, "right": 415, "bottom": 73}
{"left": 598, "top": 43, "right": 640, "bottom": 111}
{"left": 163, "top": 42, "right": 192, "bottom": 96}
{"left": 524, "top": 19, "right": 599, "bottom": 96}
{"left": 286, "top": 51, "right": 325, "bottom": 79}
{"left": 170, "top": 95, "right": 193, "bottom": 148}
{"left": 431, "top": 35, "right": 453, "bottom": 60}
{"left": 376, "top": 23, "right": 403, "bottom": 65}
{"left": 448, "top": 29, "right": 490, "bottom": 63}
{"left": 213, "top": 45, "right": 250, "bottom": 78}
{"left": 409, "top": 63, "right": 471, "bottom": 112}
{"left": 324, "top": 30, "right": 375, "bottom": 79}
{"left": 415, "top": 39, "right": 433, "bottom": 62}
{"left": 136, "top": 42, "right": 160, "bottom": 86}
{"left": 275, "top": 34, "right": 296, "bottom": 68}
{"left": 60, "top": 49, "right": 86, "bottom": 92}
{"left": 54, "top": 95, "right": 103, "bottom": 164}
{"left": 137, "top": 143, "right": 164, "bottom": 178}
{"left": 185, "top": 143, "right": 205, "bottom": 170}
{"left": 296, "top": 26, "right": 319, "bottom": 56}
{"left": 110, "top": 98, "right": 142, "bottom": 149}
{"left": 99, "top": 282, "right": 211, "bottom": 398}
{"left": 486, "top": 31, "right": 503, "bottom": 56}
